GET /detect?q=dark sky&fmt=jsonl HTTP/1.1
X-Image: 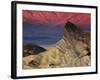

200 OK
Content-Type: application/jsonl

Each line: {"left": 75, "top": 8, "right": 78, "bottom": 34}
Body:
{"left": 23, "top": 10, "right": 91, "bottom": 48}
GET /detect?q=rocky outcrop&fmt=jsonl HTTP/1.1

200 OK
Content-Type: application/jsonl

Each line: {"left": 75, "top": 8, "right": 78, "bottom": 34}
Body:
{"left": 22, "top": 21, "right": 90, "bottom": 69}
{"left": 55, "top": 21, "right": 90, "bottom": 57}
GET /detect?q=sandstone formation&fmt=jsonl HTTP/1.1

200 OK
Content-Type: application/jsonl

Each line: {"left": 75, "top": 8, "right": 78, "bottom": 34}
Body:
{"left": 22, "top": 21, "right": 91, "bottom": 69}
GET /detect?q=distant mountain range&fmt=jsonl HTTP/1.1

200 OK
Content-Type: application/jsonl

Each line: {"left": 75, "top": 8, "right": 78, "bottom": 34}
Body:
{"left": 23, "top": 44, "right": 46, "bottom": 57}
{"left": 23, "top": 21, "right": 90, "bottom": 69}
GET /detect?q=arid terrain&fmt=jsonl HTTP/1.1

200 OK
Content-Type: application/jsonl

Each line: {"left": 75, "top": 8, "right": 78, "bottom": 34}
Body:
{"left": 22, "top": 22, "right": 91, "bottom": 69}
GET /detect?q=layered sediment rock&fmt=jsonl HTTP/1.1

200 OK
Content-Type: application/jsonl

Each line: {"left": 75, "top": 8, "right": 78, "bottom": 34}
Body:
{"left": 23, "top": 21, "right": 91, "bottom": 69}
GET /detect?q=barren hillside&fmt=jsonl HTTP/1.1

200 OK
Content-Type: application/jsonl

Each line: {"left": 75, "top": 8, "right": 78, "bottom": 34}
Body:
{"left": 23, "top": 21, "right": 90, "bottom": 69}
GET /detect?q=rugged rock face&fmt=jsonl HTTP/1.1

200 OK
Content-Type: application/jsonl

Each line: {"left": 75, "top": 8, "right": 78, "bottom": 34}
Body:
{"left": 23, "top": 21, "right": 91, "bottom": 69}
{"left": 55, "top": 21, "right": 90, "bottom": 57}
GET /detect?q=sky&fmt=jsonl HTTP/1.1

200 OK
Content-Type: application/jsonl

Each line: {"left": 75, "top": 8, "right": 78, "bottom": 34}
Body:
{"left": 23, "top": 10, "right": 91, "bottom": 49}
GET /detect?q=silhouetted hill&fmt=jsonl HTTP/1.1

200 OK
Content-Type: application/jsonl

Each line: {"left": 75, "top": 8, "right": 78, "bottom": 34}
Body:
{"left": 23, "top": 44, "right": 46, "bottom": 57}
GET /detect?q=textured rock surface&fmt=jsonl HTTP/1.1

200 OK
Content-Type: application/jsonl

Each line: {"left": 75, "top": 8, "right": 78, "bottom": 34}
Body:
{"left": 22, "top": 22, "right": 91, "bottom": 69}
